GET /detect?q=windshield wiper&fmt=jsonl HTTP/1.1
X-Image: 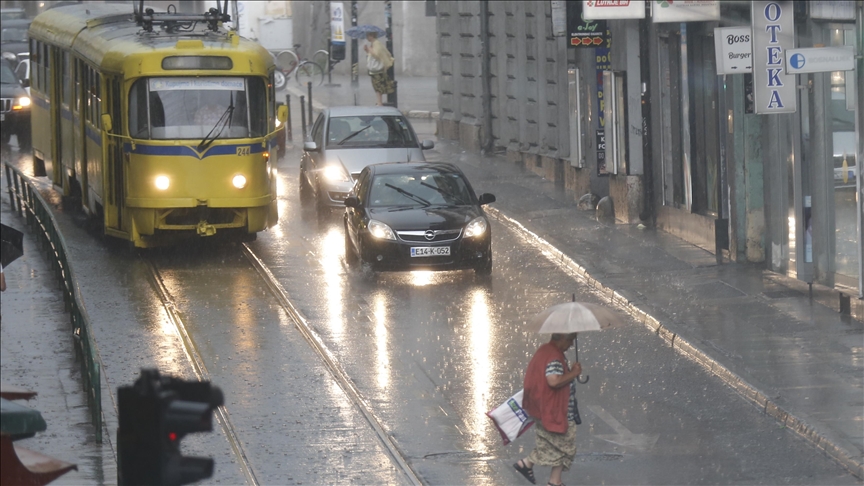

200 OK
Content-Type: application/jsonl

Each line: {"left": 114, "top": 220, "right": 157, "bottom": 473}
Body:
{"left": 419, "top": 181, "right": 467, "bottom": 205}
{"left": 337, "top": 125, "right": 371, "bottom": 145}
{"left": 197, "top": 93, "right": 234, "bottom": 152}
{"left": 384, "top": 183, "right": 430, "bottom": 206}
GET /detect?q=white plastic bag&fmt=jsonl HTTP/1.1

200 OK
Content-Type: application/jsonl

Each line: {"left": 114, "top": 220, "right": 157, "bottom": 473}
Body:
{"left": 486, "top": 389, "right": 534, "bottom": 445}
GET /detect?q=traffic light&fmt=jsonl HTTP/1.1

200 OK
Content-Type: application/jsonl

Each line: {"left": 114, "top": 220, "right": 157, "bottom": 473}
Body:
{"left": 117, "top": 369, "right": 224, "bottom": 486}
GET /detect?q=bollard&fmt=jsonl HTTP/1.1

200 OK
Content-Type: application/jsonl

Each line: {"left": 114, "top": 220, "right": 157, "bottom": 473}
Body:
{"left": 307, "top": 82, "right": 313, "bottom": 126}
{"left": 300, "top": 95, "right": 307, "bottom": 139}
{"left": 285, "top": 94, "right": 293, "bottom": 142}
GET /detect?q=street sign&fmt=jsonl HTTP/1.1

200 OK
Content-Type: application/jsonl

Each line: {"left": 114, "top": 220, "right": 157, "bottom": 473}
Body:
{"left": 785, "top": 46, "right": 855, "bottom": 74}
{"left": 567, "top": 1, "right": 609, "bottom": 48}
{"left": 653, "top": 0, "right": 720, "bottom": 23}
{"left": 714, "top": 27, "right": 752, "bottom": 74}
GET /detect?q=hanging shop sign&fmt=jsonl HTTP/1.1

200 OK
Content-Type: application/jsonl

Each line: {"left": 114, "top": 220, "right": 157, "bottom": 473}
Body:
{"left": 596, "top": 46, "right": 612, "bottom": 176}
{"left": 652, "top": 0, "right": 720, "bottom": 23}
{"left": 751, "top": 1, "right": 796, "bottom": 114}
{"left": 567, "top": 1, "right": 609, "bottom": 47}
{"left": 785, "top": 46, "right": 855, "bottom": 74}
{"left": 330, "top": 2, "right": 346, "bottom": 45}
{"left": 551, "top": 1, "right": 568, "bottom": 37}
{"left": 582, "top": 0, "right": 646, "bottom": 20}
{"left": 714, "top": 27, "right": 752, "bottom": 74}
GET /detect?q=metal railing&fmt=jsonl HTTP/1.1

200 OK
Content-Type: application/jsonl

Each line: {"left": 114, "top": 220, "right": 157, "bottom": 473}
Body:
{"left": 3, "top": 162, "right": 102, "bottom": 443}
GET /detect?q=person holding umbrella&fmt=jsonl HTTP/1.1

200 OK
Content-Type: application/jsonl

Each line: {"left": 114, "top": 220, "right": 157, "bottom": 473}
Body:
{"left": 362, "top": 30, "right": 394, "bottom": 106}
{"left": 515, "top": 300, "right": 621, "bottom": 485}
{"left": 513, "top": 332, "right": 582, "bottom": 486}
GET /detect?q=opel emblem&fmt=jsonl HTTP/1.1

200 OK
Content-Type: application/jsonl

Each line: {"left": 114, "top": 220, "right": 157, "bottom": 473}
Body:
{"left": 424, "top": 230, "right": 435, "bottom": 241}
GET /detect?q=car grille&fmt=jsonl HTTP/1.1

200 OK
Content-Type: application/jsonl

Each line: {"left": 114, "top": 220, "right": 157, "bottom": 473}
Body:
{"left": 396, "top": 228, "right": 462, "bottom": 243}
{"left": 0, "top": 99, "right": 11, "bottom": 113}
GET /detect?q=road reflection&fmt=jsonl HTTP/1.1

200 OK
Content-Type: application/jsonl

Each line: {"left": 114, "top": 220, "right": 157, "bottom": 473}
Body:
{"left": 466, "top": 287, "right": 493, "bottom": 454}
{"left": 371, "top": 291, "right": 391, "bottom": 391}
{"left": 320, "top": 226, "right": 346, "bottom": 336}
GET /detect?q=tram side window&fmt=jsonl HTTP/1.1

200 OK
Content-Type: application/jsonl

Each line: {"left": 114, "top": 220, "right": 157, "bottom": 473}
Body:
{"left": 129, "top": 79, "right": 150, "bottom": 138}
{"left": 248, "top": 77, "right": 266, "bottom": 137}
{"left": 61, "top": 52, "right": 70, "bottom": 106}
{"left": 42, "top": 43, "right": 49, "bottom": 93}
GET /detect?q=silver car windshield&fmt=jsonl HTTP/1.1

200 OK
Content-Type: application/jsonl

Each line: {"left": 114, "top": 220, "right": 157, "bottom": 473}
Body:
{"left": 327, "top": 115, "right": 418, "bottom": 149}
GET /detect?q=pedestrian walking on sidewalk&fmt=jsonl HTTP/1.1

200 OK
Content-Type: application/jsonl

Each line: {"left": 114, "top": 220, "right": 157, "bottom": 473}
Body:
{"left": 514, "top": 333, "right": 582, "bottom": 486}
{"left": 363, "top": 32, "right": 394, "bottom": 106}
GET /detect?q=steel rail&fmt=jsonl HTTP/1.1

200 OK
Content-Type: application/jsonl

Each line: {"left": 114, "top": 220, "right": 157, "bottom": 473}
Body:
{"left": 142, "top": 257, "right": 259, "bottom": 486}
{"left": 240, "top": 243, "right": 424, "bottom": 486}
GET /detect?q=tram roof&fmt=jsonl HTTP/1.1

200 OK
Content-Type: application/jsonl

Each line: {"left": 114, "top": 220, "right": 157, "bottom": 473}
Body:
{"left": 29, "top": 4, "right": 273, "bottom": 75}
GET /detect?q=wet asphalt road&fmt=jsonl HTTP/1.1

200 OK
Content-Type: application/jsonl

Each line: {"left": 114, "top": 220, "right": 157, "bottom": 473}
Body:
{"left": 2, "top": 128, "right": 859, "bottom": 485}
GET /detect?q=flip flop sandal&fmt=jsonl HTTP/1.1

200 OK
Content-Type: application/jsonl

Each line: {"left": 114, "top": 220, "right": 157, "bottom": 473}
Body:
{"left": 513, "top": 460, "right": 536, "bottom": 484}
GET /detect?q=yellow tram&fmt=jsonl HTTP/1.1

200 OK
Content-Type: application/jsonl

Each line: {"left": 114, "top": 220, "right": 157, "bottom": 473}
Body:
{"left": 28, "top": 3, "right": 285, "bottom": 247}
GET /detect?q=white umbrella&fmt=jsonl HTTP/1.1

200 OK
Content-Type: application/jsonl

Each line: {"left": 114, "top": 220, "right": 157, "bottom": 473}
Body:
{"left": 527, "top": 300, "right": 622, "bottom": 383}
{"left": 527, "top": 302, "right": 620, "bottom": 334}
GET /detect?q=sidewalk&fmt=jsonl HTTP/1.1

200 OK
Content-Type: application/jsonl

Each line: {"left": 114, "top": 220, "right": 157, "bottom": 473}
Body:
{"left": 283, "top": 73, "right": 439, "bottom": 118}
{"left": 304, "top": 76, "right": 864, "bottom": 479}
{"left": 1, "top": 177, "right": 111, "bottom": 483}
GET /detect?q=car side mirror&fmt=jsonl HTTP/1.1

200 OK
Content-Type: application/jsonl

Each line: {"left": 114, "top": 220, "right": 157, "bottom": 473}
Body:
{"left": 478, "top": 193, "right": 496, "bottom": 205}
{"left": 420, "top": 140, "right": 434, "bottom": 150}
{"left": 344, "top": 196, "right": 360, "bottom": 208}
{"left": 20, "top": 79, "right": 29, "bottom": 88}
{"left": 303, "top": 141, "right": 319, "bottom": 152}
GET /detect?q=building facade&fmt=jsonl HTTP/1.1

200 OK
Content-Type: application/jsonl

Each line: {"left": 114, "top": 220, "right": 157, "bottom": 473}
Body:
{"left": 436, "top": 0, "right": 864, "bottom": 298}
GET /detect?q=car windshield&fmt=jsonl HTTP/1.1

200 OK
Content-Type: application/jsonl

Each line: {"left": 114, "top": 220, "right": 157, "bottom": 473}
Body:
{"left": 368, "top": 169, "right": 473, "bottom": 208}
{"left": 327, "top": 115, "right": 417, "bottom": 148}
{"left": 128, "top": 76, "right": 267, "bottom": 140}
{"left": 0, "top": 61, "right": 17, "bottom": 85}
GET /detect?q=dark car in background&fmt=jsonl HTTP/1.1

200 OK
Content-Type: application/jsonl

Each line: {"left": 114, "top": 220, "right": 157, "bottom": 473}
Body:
{"left": 1, "top": 18, "right": 32, "bottom": 64}
{"left": 1, "top": 57, "right": 31, "bottom": 149}
{"left": 343, "top": 162, "right": 496, "bottom": 275}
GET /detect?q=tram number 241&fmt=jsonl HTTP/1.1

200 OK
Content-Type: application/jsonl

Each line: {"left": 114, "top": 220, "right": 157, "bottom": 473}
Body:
{"left": 236, "top": 146, "right": 251, "bottom": 156}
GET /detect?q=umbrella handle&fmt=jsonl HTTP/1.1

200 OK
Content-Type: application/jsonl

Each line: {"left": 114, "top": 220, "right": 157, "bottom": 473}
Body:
{"left": 573, "top": 333, "right": 589, "bottom": 384}
{"left": 576, "top": 374, "right": 589, "bottom": 384}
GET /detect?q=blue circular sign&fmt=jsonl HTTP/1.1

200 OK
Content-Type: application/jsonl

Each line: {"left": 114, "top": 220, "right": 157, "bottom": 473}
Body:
{"left": 790, "top": 53, "right": 806, "bottom": 70}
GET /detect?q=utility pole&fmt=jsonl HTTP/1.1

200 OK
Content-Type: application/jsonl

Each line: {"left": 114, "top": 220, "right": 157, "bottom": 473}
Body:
{"left": 384, "top": 0, "right": 397, "bottom": 107}
{"left": 351, "top": 0, "right": 359, "bottom": 89}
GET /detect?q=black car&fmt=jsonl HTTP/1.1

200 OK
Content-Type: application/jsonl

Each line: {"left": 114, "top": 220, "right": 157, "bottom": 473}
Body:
{"left": 343, "top": 162, "right": 496, "bottom": 274}
{"left": 0, "top": 57, "right": 30, "bottom": 149}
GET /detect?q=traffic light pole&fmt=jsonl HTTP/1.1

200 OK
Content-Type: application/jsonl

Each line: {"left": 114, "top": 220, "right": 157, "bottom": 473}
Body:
{"left": 351, "top": 0, "right": 358, "bottom": 89}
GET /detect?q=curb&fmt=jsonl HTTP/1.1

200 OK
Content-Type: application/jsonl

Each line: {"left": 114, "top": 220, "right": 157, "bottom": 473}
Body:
{"left": 485, "top": 205, "right": 864, "bottom": 480}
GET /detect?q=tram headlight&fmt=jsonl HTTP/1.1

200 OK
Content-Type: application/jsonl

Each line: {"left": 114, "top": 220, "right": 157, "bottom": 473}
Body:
{"left": 232, "top": 174, "right": 247, "bottom": 189}
{"left": 154, "top": 175, "right": 170, "bottom": 191}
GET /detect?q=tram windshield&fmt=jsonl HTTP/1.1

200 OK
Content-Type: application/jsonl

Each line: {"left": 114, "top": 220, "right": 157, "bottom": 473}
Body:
{"left": 129, "top": 76, "right": 267, "bottom": 140}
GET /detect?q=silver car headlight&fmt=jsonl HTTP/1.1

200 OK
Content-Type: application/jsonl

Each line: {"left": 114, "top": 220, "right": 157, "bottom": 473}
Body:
{"left": 368, "top": 219, "right": 396, "bottom": 241}
{"left": 464, "top": 217, "right": 488, "bottom": 238}
{"left": 323, "top": 165, "right": 350, "bottom": 182}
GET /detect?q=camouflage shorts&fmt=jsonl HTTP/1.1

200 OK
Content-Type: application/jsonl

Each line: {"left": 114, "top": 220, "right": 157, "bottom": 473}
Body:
{"left": 370, "top": 71, "right": 395, "bottom": 95}
{"left": 527, "top": 420, "right": 578, "bottom": 470}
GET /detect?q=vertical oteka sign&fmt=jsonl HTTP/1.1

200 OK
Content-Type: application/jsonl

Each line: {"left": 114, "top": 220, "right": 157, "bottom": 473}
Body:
{"left": 751, "top": 1, "right": 796, "bottom": 114}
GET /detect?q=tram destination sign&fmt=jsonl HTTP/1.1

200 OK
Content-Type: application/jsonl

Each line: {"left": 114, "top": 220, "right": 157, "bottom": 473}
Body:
{"left": 751, "top": 1, "right": 796, "bottom": 114}
{"left": 785, "top": 46, "right": 855, "bottom": 74}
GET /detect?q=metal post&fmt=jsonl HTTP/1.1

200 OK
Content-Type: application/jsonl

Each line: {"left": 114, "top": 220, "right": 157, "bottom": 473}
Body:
{"left": 300, "top": 95, "right": 307, "bottom": 139}
{"left": 351, "top": 0, "right": 358, "bottom": 88}
{"left": 307, "top": 82, "right": 313, "bottom": 126}
{"left": 857, "top": 1, "right": 864, "bottom": 299}
{"left": 285, "top": 94, "right": 293, "bottom": 142}
{"left": 384, "top": 0, "right": 397, "bottom": 107}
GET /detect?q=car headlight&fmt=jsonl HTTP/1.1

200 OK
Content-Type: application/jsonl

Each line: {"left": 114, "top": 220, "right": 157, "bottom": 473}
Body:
{"left": 155, "top": 175, "right": 170, "bottom": 191}
{"left": 13, "top": 97, "right": 30, "bottom": 110}
{"left": 464, "top": 216, "right": 488, "bottom": 238}
{"left": 368, "top": 219, "right": 396, "bottom": 241}
{"left": 323, "top": 165, "right": 350, "bottom": 182}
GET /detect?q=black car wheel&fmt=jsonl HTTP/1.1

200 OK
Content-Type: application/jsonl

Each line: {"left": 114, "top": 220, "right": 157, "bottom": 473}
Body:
{"left": 474, "top": 254, "right": 493, "bottom": 276}
{"left": 344, "top": 226, "right": 359, "bottom": 266}
{"left": 299, "top": 167, "right": 313, "bottom": 205}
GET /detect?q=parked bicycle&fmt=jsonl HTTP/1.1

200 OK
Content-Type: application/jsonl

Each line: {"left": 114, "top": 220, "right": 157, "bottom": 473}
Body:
{"left": 273, "top": 44, "right": 328, "bottom": 89}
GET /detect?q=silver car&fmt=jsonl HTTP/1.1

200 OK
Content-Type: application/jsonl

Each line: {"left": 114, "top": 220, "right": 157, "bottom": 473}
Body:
{"left": 299, "top": 106, "right": 434, "bottom": 214}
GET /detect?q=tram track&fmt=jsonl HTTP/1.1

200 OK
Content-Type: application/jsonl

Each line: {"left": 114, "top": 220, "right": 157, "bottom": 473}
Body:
{"left": 141, "top": 244, "right": 423, "bottom": 486}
